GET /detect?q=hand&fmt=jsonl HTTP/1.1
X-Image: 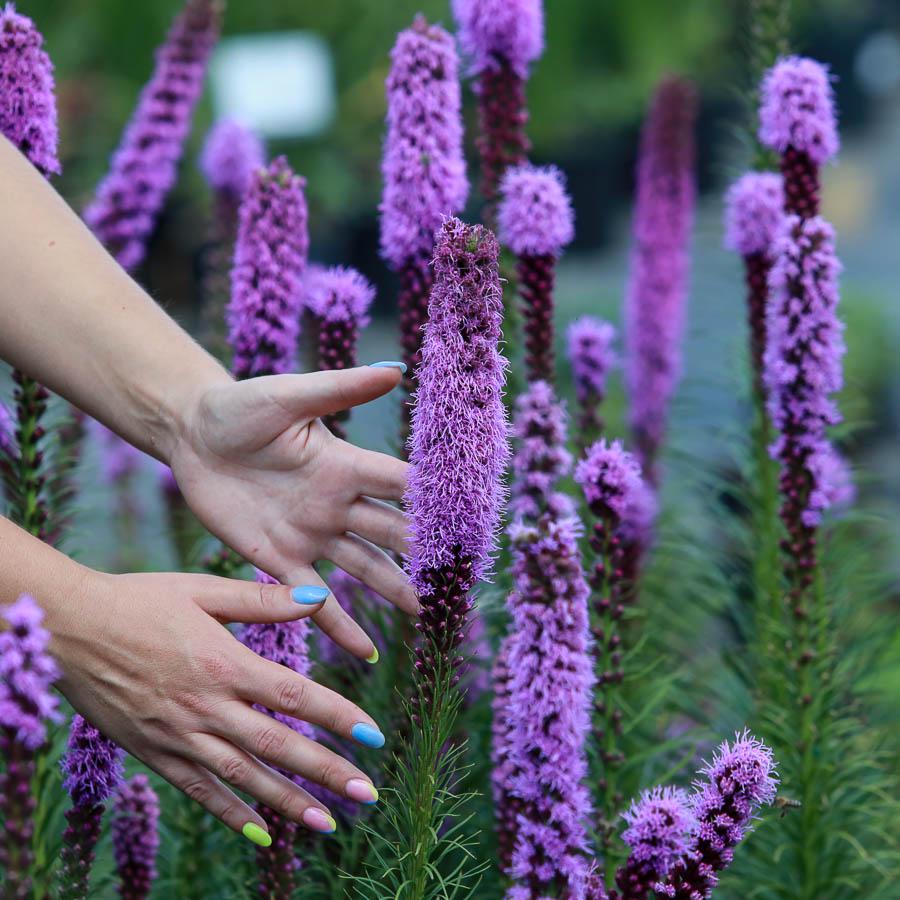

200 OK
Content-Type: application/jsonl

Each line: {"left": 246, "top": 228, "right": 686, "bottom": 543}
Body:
{"left": 53, "top": 568, "right": 386, "bottom": 838}
{"left": 169, "top": 365, "right": 417, "bottom": 661}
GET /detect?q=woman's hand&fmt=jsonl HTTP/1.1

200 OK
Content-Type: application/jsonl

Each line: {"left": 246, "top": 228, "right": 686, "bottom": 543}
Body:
{"left": 52, "top": 567, "right": 386, "bottom": 840}
{"left": 169, "top": 365, "right": 416, "bottom": 662}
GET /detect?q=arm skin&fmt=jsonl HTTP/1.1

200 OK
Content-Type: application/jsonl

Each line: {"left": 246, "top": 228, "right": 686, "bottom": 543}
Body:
{"left": 0, "top": 135, "right": 416, "bottom": 836}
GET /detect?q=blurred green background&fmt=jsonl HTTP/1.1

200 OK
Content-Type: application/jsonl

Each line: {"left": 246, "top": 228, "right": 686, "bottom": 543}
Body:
{"left": 15, "top": 0, "right": 898, "bottom": 592}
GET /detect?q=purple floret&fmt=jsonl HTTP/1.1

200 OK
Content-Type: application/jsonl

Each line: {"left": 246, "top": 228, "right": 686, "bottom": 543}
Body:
{"left": 452, "top": 0, "right": 544, "bottom": 78}
{"left": 304, "top": 265, "right": 374, "bottom": 327}
{"left": 498, "top": 164, "right": 575, "bottom": 258}
{"left": 0, "top": 3, "right": 59, "bottom": 177}
{"left": 227, "top": 156, "right": 309, "bottom": 380}
{"left": 568, "top": 317, "right": 617, "bottom": 404}
{"left": 576, "top": 439, "right": 647, "bottom": 525}
{"left": 199, "top": 118, "right": 265, "bottom": 200}
{"left": 113, "top": 774, "right": 160, "bottom": 898}
{"left": 724, "top": 172, "right": 784, "bottom": 259}
{"left": 84, "top": 0, "right": 220, "bottom": 270}
{"left": 61, "top": 715, "right": 125, "bottom": 808}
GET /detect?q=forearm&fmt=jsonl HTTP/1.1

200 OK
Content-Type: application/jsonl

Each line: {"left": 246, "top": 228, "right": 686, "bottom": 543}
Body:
{"left": 0, "top": 136, "right": 229, "bottom": 461}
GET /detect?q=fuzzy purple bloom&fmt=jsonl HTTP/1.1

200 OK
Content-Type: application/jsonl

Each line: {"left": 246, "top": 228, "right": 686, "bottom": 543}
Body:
{"left": 657, "top": 731, "right": 777, "bottom": 899}
{"left": 509, "top": 380, "right": 574, "bottom": 522}
{"left": 112, "top": 774, "right": 160, "bottom": 900}
{"left": 758, "top": 57, "right": 839, "bottom": 166}
{"left": 199, "top": 118, "right": 265, "bottom": 200}
{"left": 227, "top": 156, "right": 308, "bottom": 380}
{"left": 84, "top": 0, "right": 220, "bottom": 270}
{"left": 567, "top": 316, "right": 617, "bottom": 451}
{"left": 498, "top": 164, "right": 574, "bottom": 258}
{"left": 0, "top": 594, "right": 60, "bottom": 750}
{"left": 61, "top": 715, "right": 125, "bottom": 808}
{"left": 613, "top": 786, "right": 697, "bottom": 899}
{"left": 576, "top": 439, "right": 648, "bottom": 525}
{"left": 502, "top": 515, "right": 594, "bottom": 897}
{"left": 0, "top": 3, "right": 59, "bottom": 177}
{"left": 452, "top": 0, "right": 544, "bottom": 78}
{"left": 724, "top": 172, "right": 784, "bottom": 259}
{"left": 0, "top": 401, "right": 14, "bottom": 460}
{"left": 624, "top": 77, "right": 697, "bottom": 479}
{"left": 406, "top": 218, "right": 509, "bottom": 690}
{"left": 380, "top": 16, "right": 468, "bottom": 270}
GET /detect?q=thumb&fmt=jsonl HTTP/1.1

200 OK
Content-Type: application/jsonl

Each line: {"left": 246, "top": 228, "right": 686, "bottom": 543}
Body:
{"left": 260, "top": 364, "right": 406, "bottom": 422}
{"left": 193, "top": 570, "right": 329, "bottom": 625}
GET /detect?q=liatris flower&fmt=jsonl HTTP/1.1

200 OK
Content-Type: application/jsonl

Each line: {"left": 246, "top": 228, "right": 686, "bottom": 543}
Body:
{"left": 567, "top": 316, "right": 617, "bottom": 452}
{"left": 509, "top": 379, "right": 573, "bottom": 522}
{"left": 241, "top": 569, "right": 311, "bottom": 896}
{"left": 724, "top": 172, "right": 784, "bottom": 395}
{"left": 0, "top": 4, "right": 60, "bottom": 542}
{"left": 304, "top": 265, "right": 375, "bottom": 439}
{"left": 0, "top": 595, "right": 60, "bottom": 899}
{"left": 758, "top": 56, "right": 839, "bottom": 218}
{"left": 452, "top": 0, "right": 544, "bottom": 213}
{"left": 624, "top": 77, "right": 697, "bottom": 481}
{"left": 380, "top": 15, "right": 468, "bottom": 443}
{"left": 112, "top": 775, "right": 160, "bottom": 900}
{"left": 498, "top": 164, "right": 575, "bottom": 383}
{"left": 84, "top": 0, "right": 220, "bottom": 270}
{"left": 198, "top": 119, "right": 265, "bottom": 357}
{"left": 613, "top": 787, "right": 697, "bottom": 900}
{"left": 0, "top": 401, "right": 15, "bottom": 460}
{"left": 490, "top": 636, "right": 521, "bottom": 875}
{"left": 575, "top": 439, "right": 656, "bottom": 841}
{"left": 657, "top": 731, "right": 778, "bottom": 899}
{"left": 0, "top": 3, "right": 59, "bottom": 177}
{"left": 227, "top": 156, "right": 309, "bottom": 380}
{"left": 59, "top": 715, "right": 126, "bottom": 900}
{"left": 503, "top": 515, "right": 594, "bottom": 898}
{"left": 406, "top": 218, "right": 509, "bottom": 699}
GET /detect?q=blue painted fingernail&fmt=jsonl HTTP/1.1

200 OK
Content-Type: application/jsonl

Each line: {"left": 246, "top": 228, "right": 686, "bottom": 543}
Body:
{"left": 291, "top": 586, "right": 329, "bottom": 605}
{"left": 351, "top": 723, "right": 386, "bottom": 749}
{"left": 369, "top": 361, "right": 407, "bottom": 374}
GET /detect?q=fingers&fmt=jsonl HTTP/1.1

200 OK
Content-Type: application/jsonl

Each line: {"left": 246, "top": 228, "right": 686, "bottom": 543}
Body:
{"left": 217, "top": 704, "right": 381, "bottom": 804}
{"left": 236, "top": 649, "right": 386, "bottom": 747}
{"left": 260, "top": 366, "right": 404, "bottom": 422}
{"left": 327, "top": 534, "right": 418, "bottom": 616}
{"left": 186, "top": 733, "right": 339, "bottom": 834}
{"left": 191, "top": 572, "right": 327, "bottom": 624}
{"left": 345, "top": 497, "right": 410, "bottom": 557}
{"left": 150, "top": 754, "right": 268, "bottom": 842}
{"left": 347, "top": 444, "right": 409, "bottom": 501}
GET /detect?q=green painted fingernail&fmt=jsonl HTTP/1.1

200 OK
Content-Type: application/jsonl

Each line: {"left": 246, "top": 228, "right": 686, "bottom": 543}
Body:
{"left": 242, "top": 822, "right": 272, "bottom": 847}
{"left": 366, "top": 648, "right": 379, "bottom": 665}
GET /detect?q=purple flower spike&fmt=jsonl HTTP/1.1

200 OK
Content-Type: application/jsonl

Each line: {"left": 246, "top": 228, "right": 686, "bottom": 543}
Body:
{"left": 490, "top": 636, "right": 520, "bottom": 874}
{"left": 452, "top": 0, "right": 544, "bottom": 79}
{"left": 84, "top": 0, "right": 221, "bottom": 271}
{"left": 199, "top": 118, "right": 265, "bottom": 201}
{"left": 381, "top": 16, "right": 468, "bottom": 444}
{"left": 657, "top": 731, "right": 778, "bottom": 899}
{"left": 567, "top": 316, "right": 617, "bottom": 451}
{"left": 0, "top": 3, "right": 59, "bottom": 177}
{"left": 227, "top": 156, "right": 309, "bottom": 380}
{"left": 452, "top": 0, "right": 543, "bottom": 214}
{"left": 0, "top": 595, "right": 59, "bottom": 897}
{"left": 759, "top": 57, "right": 838, "bottom": 219}
{"left": 624, "top": 77, "right": 697, "bottom": 480}
{"left": 614, "top": 786, "right": 697, "bottom": 899}
{"left": 724, "top": 173, "right": 784, "bottom": 394}
{"left": 0, "top": 402, "right": 14, "bottom": 460}
{"left": 60, "top": 715, "right": 126, "bottom": 897}
{"left": 509, "top": 380, "right": 574, "bottom": 522}
{"left": 503, "top": 515, "right": 594, "bottom": 897}
{"left": 304, "top": 265, "right": 375, "bottom": 439}
{"left": 406, "top": 218, "right": 509, "bottom": 697}
{"left": 113, "top": 774, "right": 160, "bottom": 900}
{"left": 498, "top": 164, "right": 574, "bottom": 382}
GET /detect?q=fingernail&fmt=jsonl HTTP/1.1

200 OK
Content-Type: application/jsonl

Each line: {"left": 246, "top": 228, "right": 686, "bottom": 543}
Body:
{"left": 345, "top": 779, "right": 379, "bottom": 805}
{"left": 291, "top": 586, "right": 329, "bottom": 605}
{"left": 351, "top": 722, "right": 386, "bottom": 749}
{"left": 242, "top": 822, "right": 272, "bottom": 847}
{"left": 366, "top": 647, "right": 379, "bottom": 665}
{"left": 302, "top": 807, "right": 337, "bottom": 834}
{"left": 369, "top": 361, "right": 407, "bottom": 374}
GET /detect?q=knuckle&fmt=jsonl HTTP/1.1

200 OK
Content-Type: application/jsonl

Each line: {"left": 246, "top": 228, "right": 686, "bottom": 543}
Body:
{"left": 273, "top": 676, "right": 308, "bottom": 714}
{"left": 315, "top": 758, "right": 342, "bottom": 789}
{"left": 257, "top": 582, "right": 280, "bottom": 611}
{"left": 253, "top": 725, "right": 288, "bottom": 760}
{"left": 275, "top": 787, "right": 305, "bottom": 821}
{"left": 182, "top": 777, "right": 213, "bottom": 807}
{"left": 219, "top": 754, "right": 252, "bottom": 786}
{"left": 196, "top": 653, "right": 235, "bottom": 684}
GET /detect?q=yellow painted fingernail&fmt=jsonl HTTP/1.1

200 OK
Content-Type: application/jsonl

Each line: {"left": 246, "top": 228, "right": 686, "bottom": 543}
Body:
{"left": 366, "top": 648, "right": 379, "bottom": 665}
{"left": 242, "top": 822, "right": 273, "bottom": 847}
